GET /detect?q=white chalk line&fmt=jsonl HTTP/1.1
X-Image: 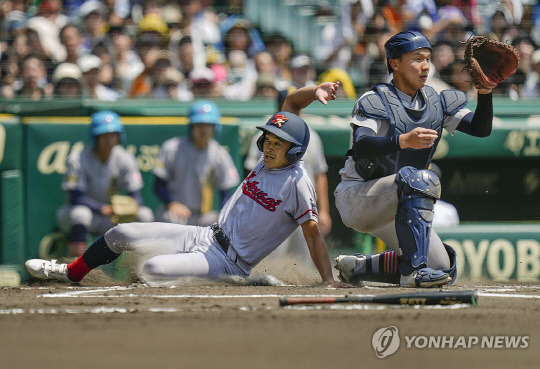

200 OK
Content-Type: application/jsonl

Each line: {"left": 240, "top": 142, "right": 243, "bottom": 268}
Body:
{"left": 4, "top": 285, "right": 536, "bottom": 315}
{"left": 477, "top": 292, "right": 540, "bottom": 299}
{"left": 25, "top": 284, "right": 540, "bottom": 301}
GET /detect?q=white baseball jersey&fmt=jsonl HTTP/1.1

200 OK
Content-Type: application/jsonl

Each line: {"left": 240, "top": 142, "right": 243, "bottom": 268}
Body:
{"left": 153, "top": 136, "right": 240, "bottom": 213}
{"left": 104, "top": 158, "right": 319, "bottom": 283}
{"left": 62, "top": 145, "right": 143, "bottom": 203}
{"left": 219, "top": 158, "right": 318, "bottom": 266}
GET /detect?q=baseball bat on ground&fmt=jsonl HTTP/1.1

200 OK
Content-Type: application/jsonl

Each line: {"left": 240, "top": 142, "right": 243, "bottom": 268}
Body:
{"left": 279, "top": 291, "right": 478, "bottom": 307}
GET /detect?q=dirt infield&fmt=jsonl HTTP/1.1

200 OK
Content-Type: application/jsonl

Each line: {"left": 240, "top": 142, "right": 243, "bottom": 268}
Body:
{"left": 0, "top": 257, "right": 538, "bottom": 369}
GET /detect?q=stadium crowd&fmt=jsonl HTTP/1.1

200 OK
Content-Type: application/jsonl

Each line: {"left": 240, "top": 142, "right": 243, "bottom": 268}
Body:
{"left": 2, "top": 0, "right": 540, "bottom": 101}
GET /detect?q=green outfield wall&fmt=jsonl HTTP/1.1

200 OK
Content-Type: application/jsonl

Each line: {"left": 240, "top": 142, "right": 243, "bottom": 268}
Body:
{"left": 0, "top": 98, "right": 539, "bottom": 283}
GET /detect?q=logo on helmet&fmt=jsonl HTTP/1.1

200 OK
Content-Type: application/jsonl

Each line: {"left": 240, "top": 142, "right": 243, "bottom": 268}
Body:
{"left": 270, "top": 114, "right": 288, "bottom": 128}
{"left": 199, "top": 104, "right": 212, "bottom": 113}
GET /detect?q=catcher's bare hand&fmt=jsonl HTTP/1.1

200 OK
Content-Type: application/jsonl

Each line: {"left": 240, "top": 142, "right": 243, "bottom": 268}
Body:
{"left": 168, "top": 201, "right": 191, "bottom": 220}
{"left": 399, "top": 127, "right": 438, "bottom": 149}
{"left": 315, "top": 81, "right": 341, "bottom": 105}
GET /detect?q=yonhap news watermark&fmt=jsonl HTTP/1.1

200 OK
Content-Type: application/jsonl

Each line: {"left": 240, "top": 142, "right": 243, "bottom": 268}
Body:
{"left": 372, "top": 326, "right": 530, "bottom": 358}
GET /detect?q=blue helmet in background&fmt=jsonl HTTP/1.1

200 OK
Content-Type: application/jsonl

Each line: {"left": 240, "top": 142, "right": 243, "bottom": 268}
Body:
{"left": 384, "top": 31, "right": 432, "bottom": 73}
{"left": 90, "top": 110, "right": 125, "bottom": 144}
{"left": 188, "top": 100, "right": 221, "bottom": 133}
{"left": 256, "top": 111, "right": 310, "bottom": 164}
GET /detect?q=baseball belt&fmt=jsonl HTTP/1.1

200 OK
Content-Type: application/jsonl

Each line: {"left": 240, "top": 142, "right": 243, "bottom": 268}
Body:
{"left": 210, "top": 223, "right": 230, "bottom": 252}
{"left": 210, "top": 224, "right": 252, "bottom": 272}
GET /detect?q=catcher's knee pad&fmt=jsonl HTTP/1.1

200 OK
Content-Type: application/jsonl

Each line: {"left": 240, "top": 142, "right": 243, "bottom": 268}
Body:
{"left": 442, "top": 243, "right": 458, "bottom": 284}
{"left": 395, "top": 167, "right": 441, "bottom": 273}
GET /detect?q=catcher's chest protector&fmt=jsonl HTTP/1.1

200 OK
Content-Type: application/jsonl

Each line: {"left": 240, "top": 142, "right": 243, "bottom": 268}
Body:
{"left": 354, "top": 84, "right": 444, "bottom": 180}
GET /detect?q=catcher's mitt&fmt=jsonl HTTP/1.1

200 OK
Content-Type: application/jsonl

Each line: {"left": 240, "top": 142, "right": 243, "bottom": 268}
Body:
{"left": 464, "top": 36, "right": 519, "bottom": 90}
{"left": 110, "top": 195, "right": 139, "bottom": 224}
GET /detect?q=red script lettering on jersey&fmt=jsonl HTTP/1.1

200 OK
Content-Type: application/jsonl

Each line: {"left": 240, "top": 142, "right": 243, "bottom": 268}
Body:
{"left": 242, "top": 172, "right": 282, "bottom": 212}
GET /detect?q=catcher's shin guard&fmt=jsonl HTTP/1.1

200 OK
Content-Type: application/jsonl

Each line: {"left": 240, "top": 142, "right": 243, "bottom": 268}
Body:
{"left": 395, "top": 166, "right": 441, "bottom": 276}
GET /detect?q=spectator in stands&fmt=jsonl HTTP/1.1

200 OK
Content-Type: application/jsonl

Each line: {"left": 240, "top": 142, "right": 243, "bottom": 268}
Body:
{"left": 36, "top": 0, "right": 69, "bottom": 31}
{"left": 79, "top": 53, "right": 120, "bottom": 101}
{"left": 101, "top": 0, "right": 131, "bottom": 27}
{"left": 508, "top": 36, "right": 536, "bottom": 99}
{"left": 60, "top": 24, "right": 84, "bottom": 64}
{"left": 51, "top": 62, "right": 83, "bottom": 98}
{"left": 488, "top": 7, "right": 515, "bottom": 43}
{"left": 461, "top": 0, "right": 482, "bottom": 27}
{"left": 430, "top": 41, "right": 455, "bottom": 79}
{"left": 315, "top": 2, "right": 356, "bottom": 72}
{"left": 219, "top": 14, "right": 264, "bottom": 59}
{"left": 1, "top": 32, "right": 29, "bottom": 98}
{"left": 426, "top": 41, "right": 455, "bottom": 93}
{"left": 190, "top": 67, "right": 222, "bottom": 98}
{"left": 158, "top": 67, "right": 185, "bottom": 100}
{"left": 183, "top": 0, "right": 221, "bottom": 49}
{"left": 523, "top": 49, "right": 540, "bottom": 98}
{"left": 26, "top": 16, "right": 64, "bottom": 72}
{"left": 494, "top": 0, "right": 524, "bottom": 27}
{"left": 146, "top": 51, "right": 175, "bottom": 98}
{"left": 253, "top": 73, "right": 278, "bottom": 99}
{"left": 432, "top": 1, "right": 470, "bottom": 41}
{"left": 109, "top": 25, "right": 144, "bottom": 95}
{"left": 289, "top": 54, "right": 316, "bottom": 90}
{"left": 56, "top": 110, "right": 154, "bottom": 256}
{"left": 174, "top": 35, "right": 196, "bottom": 80}
{"left": 133, "top": 50, "right": 172, "bottom": 98}
{"left": 162, "top": 3, "right": 184, "bottom": 50}
{"left": 253, "top": 51, "right": 289, "bottom": 92}
{"left": 364, "top": 31, "right": 395, "bottom": 87}
{"left": 439, "top": 60, "right": 475, "bottom": 99}
{"left": 78, "top": 0, "right": 114, "bottom": 55}
{"left": 62, "top": 0, "right": 88, "bottom": 18}
{"left": 130, "top": 13, "right": 170, "bottom": 97}
{"left": 153, "top": 100, "right": 239, "bottom": 226}
{"left": 16, "top": 55, "right": 53, "bottom": 99}
{"left": 166, "top": 3, "right": 207, "bottom": 75}
{"left": 318, "top": 68, "right": 357, "bottom": 100}
{"left": 222, "top": 48, "right": 257, "bottom": 101}
{"left": 265, "top": 34, "right": 294, "bottom": 84}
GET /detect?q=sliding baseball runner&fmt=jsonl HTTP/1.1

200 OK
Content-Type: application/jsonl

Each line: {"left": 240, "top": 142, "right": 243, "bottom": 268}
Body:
{"left": 25, "top": 108, "right": 349, "bottom": 288}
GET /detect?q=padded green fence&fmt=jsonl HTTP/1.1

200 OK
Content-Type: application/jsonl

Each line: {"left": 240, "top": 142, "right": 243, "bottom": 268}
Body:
{"left": 0, "top": 170, "right": 25, "bottom": 265}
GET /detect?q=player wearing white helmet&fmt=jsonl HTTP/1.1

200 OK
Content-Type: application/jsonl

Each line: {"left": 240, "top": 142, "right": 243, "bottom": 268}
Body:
{"left": 153, "top": 100, "right": 240, "bottom": 226}
{"left": 56, "top": 110, "right": 154, "bottom": 257}
{"left": 26, "top": 105, "right": 349, "bottom": 288}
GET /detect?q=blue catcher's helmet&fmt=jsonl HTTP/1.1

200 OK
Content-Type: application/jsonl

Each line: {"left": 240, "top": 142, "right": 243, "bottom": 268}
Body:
{"left": 384, "top": 31, "right": 432, "bottom": 73}
{"left": 90, "top": 110, "right": 125, "bottom": 144}
{"left": 188, "top": 100, "right": 222, "bottom": 133}
{"left": 256, "top": 111, "right": 310, "bottom": 164}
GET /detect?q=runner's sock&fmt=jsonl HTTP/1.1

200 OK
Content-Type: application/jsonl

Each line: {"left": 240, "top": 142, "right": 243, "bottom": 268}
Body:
{"left": 67, "top": 235, "right": 120, "bottom": 282}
